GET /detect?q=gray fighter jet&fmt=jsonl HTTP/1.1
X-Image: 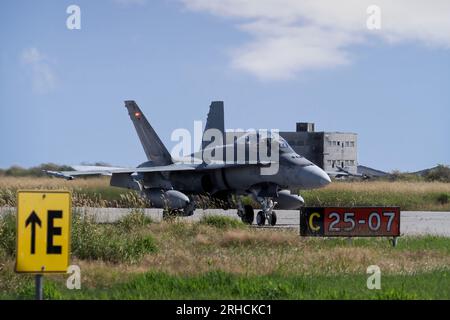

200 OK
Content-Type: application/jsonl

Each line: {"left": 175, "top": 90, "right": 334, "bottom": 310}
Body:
{"left": 46, "top": 101, "right": 331, "bottom": 226}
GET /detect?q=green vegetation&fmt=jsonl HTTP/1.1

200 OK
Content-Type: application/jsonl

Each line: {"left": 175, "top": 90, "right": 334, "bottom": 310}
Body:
{"left": 1, "top": 210, "right": 450, "bottom": 300}
{"left": 301, "top": 181, "right": 450, "bottom": 211}
{"left": 2, "top": 269, "right": 449, "bottom": 300}
{"left": 1, "top": 178, "right": 450, "bottom": 210}
{"left": 2, "top": 166, "right": 450, "bottom": 299}
{"left": 0, "top": 212, "right": 16, "bottom": 257}
{"left": 437, "top": 193, "right": 449, "bottom": 205}
{"left": 370, "top": 164, "right": 450, "bottom": 183}
{"left": 304, "top": 235, "right": 450, "bottom": 254}
{"left": 71, "top": 213, "right": 157, "bottom": 263}
{"left": 0, "top": 163, "right": 74, "bottom": 178}
{"left": 115, "top": 210, "right": 154, "bottom": 231}
{"left": 1, "top": 163, "right": 449, "bottom": 210}
{"left": 0, "top": 211, "right": 157, "bottom": 264}
{"left": 422, "top": 165, "right": 450, "bottom": 183}
{"left": 199, "top": 215, "right": 245, "bottom": 230}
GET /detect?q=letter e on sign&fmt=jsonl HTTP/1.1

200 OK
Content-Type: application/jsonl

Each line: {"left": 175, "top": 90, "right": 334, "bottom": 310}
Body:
{"left": 15, "top": 191, "right": 71, "bottom": 273}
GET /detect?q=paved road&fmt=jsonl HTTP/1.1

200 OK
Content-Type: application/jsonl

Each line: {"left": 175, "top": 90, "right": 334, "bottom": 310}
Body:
{"left": 1, "top": 207, "right": 450, "bottom": 237}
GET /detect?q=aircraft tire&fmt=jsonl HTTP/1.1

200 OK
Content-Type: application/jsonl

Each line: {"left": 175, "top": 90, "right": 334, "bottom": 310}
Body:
{"left": 256, "top": 211, "right": 265, "bottom": 226}
{"left": 241, "top": 205, "right": 254, "bottom": 224}
{"left": 269, "top": 211, "right": 277, "bottom": 226}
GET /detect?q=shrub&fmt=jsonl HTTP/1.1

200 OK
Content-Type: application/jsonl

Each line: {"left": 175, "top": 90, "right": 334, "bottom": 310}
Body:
{"left": 424, "top": 165, "right": 450, "bottom": 183}
{"left": 437, "top": 193, "right": 449, "bottom": 205}
{"left": 0, "top": 213, "right": 16, "bottom": 257}
{"left": 0, "top": 190, "right": 16, "bottom": 207}
{"left": 4, "top": 163, "right": 73, "bottom": 177}
{"left": 71, "top": 214, "right": 157, "bottom": 263}
{"left": 199, "top": 215, "right": 244, "bottom": 230}
{"left": 116, "top": 210, "right": 153, "bottom": 232}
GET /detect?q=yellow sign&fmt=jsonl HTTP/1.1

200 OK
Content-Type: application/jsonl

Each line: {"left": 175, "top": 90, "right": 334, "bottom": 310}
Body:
{"left": 15, "top": 191, "right": 71, "bottom": 273}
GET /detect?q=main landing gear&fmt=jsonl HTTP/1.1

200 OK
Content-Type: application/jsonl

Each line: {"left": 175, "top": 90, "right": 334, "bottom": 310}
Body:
{"left": 236, "top": 196, "right": 277, "bottom": 226}
{"left": 237, "top": 199, "right": 255, "bottom": 225}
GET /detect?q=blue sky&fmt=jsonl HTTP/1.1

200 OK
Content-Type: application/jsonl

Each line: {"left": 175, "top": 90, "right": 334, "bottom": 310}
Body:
{"left": 0, "top": 0, "right": 449, "bottom": 172}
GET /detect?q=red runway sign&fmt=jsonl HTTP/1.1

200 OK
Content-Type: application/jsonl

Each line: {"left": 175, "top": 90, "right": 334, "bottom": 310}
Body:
{"left": 300, "top": 207, "right": 400, "bottom": 237}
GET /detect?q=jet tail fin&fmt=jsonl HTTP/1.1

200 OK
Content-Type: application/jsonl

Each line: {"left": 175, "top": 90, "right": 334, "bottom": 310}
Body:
{"left": 124, "top": 100, "right": 173, "bottom": 165}
{"left": 202, "top": 101, "right": 225, "bottom": 150}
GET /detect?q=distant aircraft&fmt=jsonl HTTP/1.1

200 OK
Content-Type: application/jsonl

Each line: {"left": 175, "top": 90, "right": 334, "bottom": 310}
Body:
{"left": 46, "top": 101, "right": 331, "bottom": 226}
{"left": 326, "top": 165, "right": 370, "bottom": 180}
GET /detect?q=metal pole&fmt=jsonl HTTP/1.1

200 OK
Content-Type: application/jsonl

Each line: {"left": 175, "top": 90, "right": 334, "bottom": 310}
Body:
{"left": 392, "top": 237, "right": 398, "bottom": 247}
{"left": 35, "top": 274, "right": 43, "bottom": 300}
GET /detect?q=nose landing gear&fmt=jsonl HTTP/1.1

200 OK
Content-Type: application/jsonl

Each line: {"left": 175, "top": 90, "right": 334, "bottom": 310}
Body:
{"left": 236, "top": 196, "right": 278, "bottom": 226}
{"left": 256, "top": 197, "right": 277, "bottom": 226}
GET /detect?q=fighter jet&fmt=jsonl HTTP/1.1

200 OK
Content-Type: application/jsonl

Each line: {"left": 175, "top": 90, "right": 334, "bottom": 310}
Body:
{"left": 46, "top": 101, "right": 331, "bottom": 226}
{"left": 326, "top": 164, "right": 370, "bottom": 180}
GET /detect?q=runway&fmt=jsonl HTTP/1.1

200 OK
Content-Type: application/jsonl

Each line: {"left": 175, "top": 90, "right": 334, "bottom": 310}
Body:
{"left": 191, "top": 209, "right": 450, "bottom": 236}
{"left": 1, "top": 207, "right": 450, "bottom": 237}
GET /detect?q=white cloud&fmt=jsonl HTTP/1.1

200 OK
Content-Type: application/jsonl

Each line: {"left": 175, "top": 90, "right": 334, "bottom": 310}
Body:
{"left": 21, "top": 47, "right": 56, "bottom": 94}
{"left": 181, "top": 0, "right": 450, "bottom": 80}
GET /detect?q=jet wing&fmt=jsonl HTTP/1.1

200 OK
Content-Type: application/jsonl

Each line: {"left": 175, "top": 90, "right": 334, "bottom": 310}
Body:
{"left": 326, "top": 168, "right": 369, "bottom": 179}
{"left": 326, "top": 171, "right": 349, "bottom": 178}
{"left": 45, "top": 162, "right": 274, "bottom": 180}
{"left": 44, "top": 164, "right": 196, "bottom": 180}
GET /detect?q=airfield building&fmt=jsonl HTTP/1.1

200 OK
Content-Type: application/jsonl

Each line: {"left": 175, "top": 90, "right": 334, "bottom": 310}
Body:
{"left": 280, "top": 123, "right": 358, "bottom": 174}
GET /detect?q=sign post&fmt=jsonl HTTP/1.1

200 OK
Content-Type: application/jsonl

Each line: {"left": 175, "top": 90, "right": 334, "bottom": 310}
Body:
{"left": 35, "top": 274, "right": 43, "bottom": 300}
{"left": 300, "top": 207, "right": 400, "bottom": 246}
{"left": 15, "top": 191, "right": 71, "bottom": 300}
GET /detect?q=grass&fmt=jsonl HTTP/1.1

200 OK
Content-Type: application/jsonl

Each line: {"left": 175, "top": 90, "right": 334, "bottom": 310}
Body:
{"left": 115, "top": 209, "right": 154, "bottom": 231}
{"left": 302, "top": 181, "right": 450, "bottom": 211}
{"left": 0, "top": 177, "right": 141, "bottom": 207}
{"left": 0, "top": 212, "right": 16, "bottom": 257}
{"left": 1, "top": 210, "right": 450, "bottom": 299}
{"left": 0, "top": 211, "right": 157, "bottom": 264}
{"left": 71, "top": 217, "right": 157, "bottom": 264}
{"left": 198, "top": 215, "right": 245, "bottom": 230}
{"left": 1, "top": 177, "right": 449, "bottom": 299}
{"left": 1, "top": 177, "right": 449, "bottom": 210}
{"left": 2, "top": 269, "right": 450, "bottom": 300}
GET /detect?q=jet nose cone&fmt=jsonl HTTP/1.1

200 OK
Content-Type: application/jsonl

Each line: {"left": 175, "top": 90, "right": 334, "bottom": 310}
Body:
{"left": 303, "top": 165, "right": 331, "bottom": 188}
{"left": 318, "top": 169, "right": 331, "bottom": 186}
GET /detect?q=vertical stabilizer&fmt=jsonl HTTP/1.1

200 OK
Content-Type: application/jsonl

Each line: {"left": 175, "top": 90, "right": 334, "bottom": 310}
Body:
{"left": 202, "top": 101, "right": 225, "bottom": 150}
{"left": 124, "top": 100, "right": 173, "bottom": 165}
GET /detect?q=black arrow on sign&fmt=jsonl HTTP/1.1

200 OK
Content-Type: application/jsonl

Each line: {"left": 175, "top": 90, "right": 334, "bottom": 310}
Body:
{"left": 25, "top": 211, "right": 41, "bottom": 254}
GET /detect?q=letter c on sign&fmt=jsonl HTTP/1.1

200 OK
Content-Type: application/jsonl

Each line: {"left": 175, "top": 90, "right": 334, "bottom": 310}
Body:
{"left": 309, "top": 212, "right": 321, "bottom": 231}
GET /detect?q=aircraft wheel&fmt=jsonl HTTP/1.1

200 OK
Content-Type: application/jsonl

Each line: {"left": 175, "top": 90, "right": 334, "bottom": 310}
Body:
{"left": 256, "top": 211, "right": 265, "bottom": 226}
{"left": 241, "top": 205, "right": 254, "bottom": 224}
{"left": 269, "top": 211, "right": 277, "bottom": 226}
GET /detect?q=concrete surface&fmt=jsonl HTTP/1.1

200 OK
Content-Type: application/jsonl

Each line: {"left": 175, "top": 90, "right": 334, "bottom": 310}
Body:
{"left": 1, "top": 207, "right": 449, "bottom": 237}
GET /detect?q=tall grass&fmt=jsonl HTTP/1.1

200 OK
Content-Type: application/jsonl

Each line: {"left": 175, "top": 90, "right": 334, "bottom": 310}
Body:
{"left": 71, "top": 269, "right": 450, "bottom": 299}
{"left": 198, "top": 215, "right": 245, "bottom": 230}
{"left": 0, "top": 176, "right": 110, "bottom": 189}
{"left": 72, "top": 210, "right": 158, "bottom": 263}
{"left": 0, "top": 213, "right": 16, "bottom": 257}
{"left": 302, "top": 181, "right": 450, "bottom": 211}
{"left": 1, "top": 177, "right": 449, "bottom": 210}
{"left": 3, "top": 269, "right": 450, "bottom": 300}
{"left": 1, "top": 210, "right": 450, "bottom": 299}
{"left": 0, "top": 211, "right": 157, "bottom": 264}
